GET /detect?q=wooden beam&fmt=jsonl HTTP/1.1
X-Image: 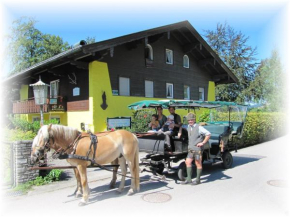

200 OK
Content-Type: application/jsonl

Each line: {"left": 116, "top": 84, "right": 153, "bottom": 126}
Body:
{"left": 212, "top": 74, "right": 229, "bottom": 81}
{"left": 182, "top": 43, "right": 200, "bottom": 54}
{"left": 198, "top": 58, "right": 215, "bottom": 67}
{"left": 70, "top": 61, "right": 89, "bottom": 69}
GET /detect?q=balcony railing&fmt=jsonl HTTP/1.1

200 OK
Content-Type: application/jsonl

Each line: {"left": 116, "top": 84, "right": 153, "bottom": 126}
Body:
{"left": 12, "top": 97, "right": 66, "bottom": 114}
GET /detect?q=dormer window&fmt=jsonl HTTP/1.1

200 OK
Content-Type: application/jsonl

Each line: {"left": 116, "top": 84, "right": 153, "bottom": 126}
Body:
{"left": 183, "top": 55, "right": 189, "bottom": 68}
{"left": 166, "top": 49, "right": 173, "bottom": 65}
{"left": 145, "top": 44, "right": 153, "bottom": 67}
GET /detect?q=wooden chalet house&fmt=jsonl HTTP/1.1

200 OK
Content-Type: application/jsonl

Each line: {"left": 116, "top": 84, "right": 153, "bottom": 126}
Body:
{"left": 4, "top": 21, "right": 238, "bottom": 132}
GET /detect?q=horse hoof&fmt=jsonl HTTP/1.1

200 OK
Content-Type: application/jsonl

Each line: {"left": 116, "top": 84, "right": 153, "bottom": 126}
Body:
{"left": 109, "top": 185, "right": 115, "bottom": 189}
{"left": 127, "top": 189, "right": 134, "bottom": 196}
{"left": 78, "top": 202, "right": 87, "bottom": 207}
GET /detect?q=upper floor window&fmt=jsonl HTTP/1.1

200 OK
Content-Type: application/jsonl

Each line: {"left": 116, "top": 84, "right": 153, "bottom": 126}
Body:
{"left": 145, "top": 44, "right": 153, "bottom": 67}
{"left": 145, "top": 44, "right": 153, "bottom": 61}
{"left": 199, "top": 87, "right": 205, "bottom": 101}
{"left": 166, "top": 83, "right": 174, "bottom": 98}
{"left": 184, "top": 85, "right": 190, "bottom": 100}
{"left": 145, "top": 80, "right": 154, "bottom": 98}
{"left": 166, "top": 49, "right": 173, "bottom": 65}
{"left": 50, "top": 80, "right": 59, "bottom": 98}
{"left": 183, "top": 55, "right": 189, "bottom": 68}
{"left": 119, "top": 77, "right": 130, "bottom": 96}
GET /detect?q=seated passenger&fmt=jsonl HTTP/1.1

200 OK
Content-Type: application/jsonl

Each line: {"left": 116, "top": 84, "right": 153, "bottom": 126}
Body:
{"left": 157, "top": 106, "right": 167, "bottom": 127}
{"left": 158, "top": 115, "right": 175, "bottom": 152}
{"left": 148, "top": 114, "right": 160, "bottom": 132}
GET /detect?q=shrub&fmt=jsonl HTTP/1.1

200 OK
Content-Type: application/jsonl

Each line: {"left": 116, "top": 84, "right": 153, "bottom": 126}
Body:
{"left": 241, "top": 112, "right": 287, "bottom": 146}
{"left": 13, "top": 169, "right": 63, "bottom": 193}
{"left": 5, "top": 117, "right": 60, "bottom": 141}
{"left": 198, "top": 110, "right": 287, "bottom": 146}
{"left": 130, "top": 109, "right": 155, "bottom": 132}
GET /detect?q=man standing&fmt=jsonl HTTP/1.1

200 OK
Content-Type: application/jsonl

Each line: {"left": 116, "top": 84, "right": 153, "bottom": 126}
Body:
{"left": 181, "top": 112, "right": 211, "bottom": 185}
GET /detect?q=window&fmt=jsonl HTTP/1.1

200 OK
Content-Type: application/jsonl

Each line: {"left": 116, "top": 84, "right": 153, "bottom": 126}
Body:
{"left": 119, "top": 77, "right": 130, "bottom": 96}
{"left": 184, "top": 85, "right": 190, "bottom": 100}
{"left": 166, "top": 83, "right": 174, "bottom": 98}
{"left": 166, "top": 49, "right": 173, "bottom": 64}
{"left": 32, "top": 116, "right": 40, "bottom": 122}
{"left": 183, "top": 55, "right": 189, "bottom": 68}
{"left": 50, "top": 116, "right": 60, "bottom": 124}
{"left": 145, "top": 44, "right": 153, "bottom": 61}
{"left": 145, "top": 80, "right": 154, "bottom": 98}
{"left": 199, "top": 87, "right": 205, "bottom": 101}
{"left": 145, "top": 44, "right": 153, "bottom": 67}
{"left": 50, "top": 80, "right": 59, "bottom": 98}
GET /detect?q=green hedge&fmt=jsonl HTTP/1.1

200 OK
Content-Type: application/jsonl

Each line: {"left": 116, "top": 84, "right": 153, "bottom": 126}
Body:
{"left": 241, "top": 112, "right": 287, "bottom": 146}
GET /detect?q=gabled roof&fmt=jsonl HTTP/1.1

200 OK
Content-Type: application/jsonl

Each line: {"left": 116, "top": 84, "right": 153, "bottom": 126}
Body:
{"left": 3, "top": 20, "right": 238, "bottom": 85}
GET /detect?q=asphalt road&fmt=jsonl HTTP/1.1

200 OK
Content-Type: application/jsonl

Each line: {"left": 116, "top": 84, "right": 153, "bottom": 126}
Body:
{"left": 1, "top": 135, "right": 290, "bottom": 217}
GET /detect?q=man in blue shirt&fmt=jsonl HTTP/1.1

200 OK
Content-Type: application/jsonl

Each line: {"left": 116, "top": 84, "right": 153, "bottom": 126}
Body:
{"left": 181, "top": 112, "right": 211, "bottom": 185}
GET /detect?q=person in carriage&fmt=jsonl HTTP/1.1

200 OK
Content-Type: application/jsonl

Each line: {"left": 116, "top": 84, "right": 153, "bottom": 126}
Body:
{"left": 160, "top": 106, "right": 182, "bottom": 153}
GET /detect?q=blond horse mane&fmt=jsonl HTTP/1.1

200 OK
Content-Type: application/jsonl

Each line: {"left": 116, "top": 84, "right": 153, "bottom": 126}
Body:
{"left": 48, "top": 124, "right": 80, "bottom": 145}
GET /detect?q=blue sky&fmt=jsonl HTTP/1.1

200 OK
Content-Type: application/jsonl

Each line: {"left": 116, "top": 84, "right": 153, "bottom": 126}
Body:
{"left": 1, "top": 0, "right": 289, "bottom": 75}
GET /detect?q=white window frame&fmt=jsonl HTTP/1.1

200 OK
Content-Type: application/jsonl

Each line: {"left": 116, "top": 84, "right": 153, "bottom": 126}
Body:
{"left": 166, "top": 83, "right": 174, "bottom": 98}
{"left": 50, "top": 115, "right": 60, "bottom": 124}
{"left": 50, "top": 80, "right": 59, "bottom": 98}
{"left": 145, "top": 80, "right": 154, "bottom": 98}
{"left": 166, "top": 49, "right": 173, "bottom": 65}
{"left": 145, "top": 44, "right": 153, "bottom": 61}
{"left": 119, "top": 77, "right": 130, "bottom": 96}
{"left": 199, "top": 87, "right": 205, "bottom": 101}
{"left": 184, "top": 85, "right": 190, "bottom": 100}
{"left": 183, "top": 55, "right": 189, "bottom": 68}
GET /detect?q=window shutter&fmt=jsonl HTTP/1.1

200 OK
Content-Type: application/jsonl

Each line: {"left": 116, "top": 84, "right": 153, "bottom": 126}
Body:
{"left": 145, "top": 80, "right": 154, "bottom": 97}
{"left": 119, "top": 77, "right": 130, "bottom": 96}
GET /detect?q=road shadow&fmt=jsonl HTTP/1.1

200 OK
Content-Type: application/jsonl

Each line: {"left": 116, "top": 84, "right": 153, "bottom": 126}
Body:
{"left": 63, "top": 174, "right": 170, "bottom": 205}
{"left": 83, "top": 175, "right": 169, "bottom": 205}
{"left": 164, "top": 153, "right": 266, "bottom": 184}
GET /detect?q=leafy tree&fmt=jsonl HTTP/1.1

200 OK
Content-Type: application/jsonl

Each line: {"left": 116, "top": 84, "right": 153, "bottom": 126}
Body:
{"left": 204, "top": 22, "right": 258, "bottom": 103}
{"left": 247, "top": 50, "right": 286, "bottom": 111}
{"left": 85, "top": 36, "right": 96, "bottom": 44}
{"left": 5, "top": 17, "right": 70, "bottom": 75}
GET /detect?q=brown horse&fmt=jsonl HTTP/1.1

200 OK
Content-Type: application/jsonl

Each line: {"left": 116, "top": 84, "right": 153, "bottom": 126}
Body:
{"left": 31, "top": 124, "right": 140, "bottom": 206}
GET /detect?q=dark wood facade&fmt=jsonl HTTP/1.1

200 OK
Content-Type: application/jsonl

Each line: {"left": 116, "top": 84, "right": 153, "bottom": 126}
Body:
{"left": 5, "top": 21, "right": 239, "bottom": 115}
{"left": 103, "top": 36, "right": 210, "bottom": 100}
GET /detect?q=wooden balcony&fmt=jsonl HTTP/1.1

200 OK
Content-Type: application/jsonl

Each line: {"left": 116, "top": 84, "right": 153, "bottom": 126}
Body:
{"left": 13, "top": 100, "right": 48, "bottom": 114}
{"left": 12, "top": 97, "right": 66, "bottom": 114}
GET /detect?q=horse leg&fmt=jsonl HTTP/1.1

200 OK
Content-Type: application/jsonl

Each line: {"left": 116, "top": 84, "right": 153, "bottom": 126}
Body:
{"left": 110, "top": 158, "right": 119, "bottom": 189}
{"left": 125, "top": 148, "right": 140, "bottom": 195}
{"left": 73, "top": 168, "right": 83, "bottom": 198}
{"left": 126, "top": 160, "right": 135, "bottom": 196}
{"left": 77, "top": 164, "right": 90, "bottom": 206}
{"left": 116, "top": 157, "right": 126, "bottom": 194}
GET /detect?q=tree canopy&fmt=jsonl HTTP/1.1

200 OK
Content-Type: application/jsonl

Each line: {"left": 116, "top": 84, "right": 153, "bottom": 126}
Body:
{"left": 204, "top": 22, "right": 258, "bottom": 103}
{"left": 5, "top": 17, "right": 71, "bottom": 75}
{"left": 247, "top": 50, "right": 286, "bottom": 111}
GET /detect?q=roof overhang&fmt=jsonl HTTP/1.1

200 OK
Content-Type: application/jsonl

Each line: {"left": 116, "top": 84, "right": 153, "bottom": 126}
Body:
{"left": 2, "top": 21, "right": 238, "bottom": 86}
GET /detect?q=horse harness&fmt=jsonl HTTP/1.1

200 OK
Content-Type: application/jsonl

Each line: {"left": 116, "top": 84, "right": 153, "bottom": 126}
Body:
{"left": 51, "top": 132, "right": 99, "bottom": 165}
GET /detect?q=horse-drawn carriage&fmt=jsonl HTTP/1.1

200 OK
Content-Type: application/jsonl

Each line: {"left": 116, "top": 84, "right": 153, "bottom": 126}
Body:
{"left": 128, "top": 100, "right": 248, "bottom": 180}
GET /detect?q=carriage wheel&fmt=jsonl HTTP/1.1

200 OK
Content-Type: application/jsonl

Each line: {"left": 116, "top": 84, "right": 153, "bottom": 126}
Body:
{"left": 177, "top": 162, "right": 195, "bottom": 181}
{"left": 177, "top": 162, "right": 187, "bottom": 181}
{"left": 151, "top": 163, "right": 164, "bottom": 174}
{"left": 222, "top": 151, "right": 233, "bottom": 169}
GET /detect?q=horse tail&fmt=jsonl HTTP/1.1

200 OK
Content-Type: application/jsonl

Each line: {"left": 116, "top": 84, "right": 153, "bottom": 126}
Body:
{"left": 133, "top": 133, "right": 140, "bottom": 192}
